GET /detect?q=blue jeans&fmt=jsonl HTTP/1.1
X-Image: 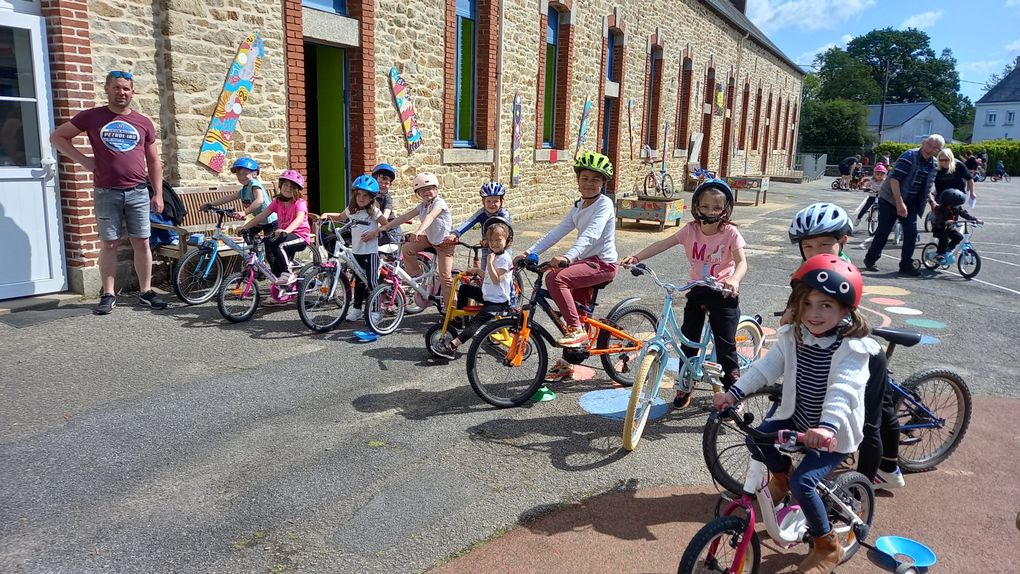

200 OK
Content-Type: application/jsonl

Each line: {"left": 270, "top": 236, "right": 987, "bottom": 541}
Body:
{"left": 864, "top": 197, "right": 921, "bottom": 271}
{"left": 749, "top": 418, "right": 847, "bottom": 536}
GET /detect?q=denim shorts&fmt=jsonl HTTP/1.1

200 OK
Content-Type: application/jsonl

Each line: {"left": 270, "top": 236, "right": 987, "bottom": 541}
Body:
{"left": 95, "top": 185, "right": 150, "bottom": 241}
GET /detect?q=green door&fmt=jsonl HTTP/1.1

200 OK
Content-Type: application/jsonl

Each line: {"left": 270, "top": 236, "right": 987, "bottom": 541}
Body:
{"left": 316, "top": 45, "right": 348, "bottom": 212}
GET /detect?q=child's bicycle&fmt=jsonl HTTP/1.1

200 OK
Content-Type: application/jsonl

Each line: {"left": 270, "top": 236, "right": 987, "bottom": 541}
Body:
{"left": 364, "top": 236, "right": 444, "bottom": 335}
{"left": 641, "top": 144, "right": 676, "bottom": 199}
{"left": 702, "top": 326, "right": 972, "bottom": 496}
{"left": 921, "top": 221, "right": 983, "bottom": 278}
{"left": 216, "top": 230, "right": 319, "bottom": 322}
{"left": 679, "top": 406, "right": 876, "bottom": 574}
{"left": 990, "top": 170, "right": 1010, "bottom": 182}
{"left": 621, "top": 263, "right": 764, "bottom": 450}
{"left": 831, "top": 174, "right": 863, "bottom": 190}
{"left": 854, "top": 191, "right": 880, "bottom": 236}
{"left": 463, "top": 256, "right": 659, "bottom": 408}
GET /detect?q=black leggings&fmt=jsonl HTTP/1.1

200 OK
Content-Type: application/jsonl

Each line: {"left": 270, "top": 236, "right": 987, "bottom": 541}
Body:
{"left": 933, "top": 227, "right": 963, "bottom": 255}
{"left": 351, "top": 252, "right": 379, "bottom": 307}
{"left": 680, "top": 285, "right": 741, "bottom": 388}
{"left": 265, "top": 232, "right": 308, "bottom": 276}
{"left": 856, "top": 352, "right": 901, "bottom": 479}
{"left": 455, "top": 284, "right": 507, "bottom": 343}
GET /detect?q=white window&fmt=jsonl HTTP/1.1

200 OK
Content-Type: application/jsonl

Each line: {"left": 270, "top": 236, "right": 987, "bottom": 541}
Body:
{"left": 986, "top": 111, "right": 997, "bottom": 125}
{"left": 1007, "top": 111, "right": 1016, "bottom": 125}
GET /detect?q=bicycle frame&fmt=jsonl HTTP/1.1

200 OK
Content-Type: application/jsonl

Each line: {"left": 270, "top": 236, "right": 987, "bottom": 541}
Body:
{"left": 194, "top": 210, "right": 250, "bottom": 279}
{"left": 639, "top": 288, "right": 718, "bottom": 392}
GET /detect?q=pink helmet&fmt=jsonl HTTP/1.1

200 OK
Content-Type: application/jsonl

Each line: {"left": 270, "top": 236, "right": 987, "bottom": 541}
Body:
{"left": 874, "top": 163, "right": 887, "bottom": 174}
{"left": 279, "top": 169, "right": 305, "bottom": 190}
{"left": 412, "top": 172, "right": 440, "bottom": 192}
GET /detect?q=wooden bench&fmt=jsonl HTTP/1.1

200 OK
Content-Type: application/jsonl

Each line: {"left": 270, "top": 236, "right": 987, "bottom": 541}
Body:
{"left": 725, "top": 176, "right": 770, "bottom": 206}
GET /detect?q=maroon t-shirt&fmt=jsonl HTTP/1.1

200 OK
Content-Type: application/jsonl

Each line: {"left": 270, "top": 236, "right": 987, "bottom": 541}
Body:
{"left": 70, "top": 107, "right": 156, "bottom": 189}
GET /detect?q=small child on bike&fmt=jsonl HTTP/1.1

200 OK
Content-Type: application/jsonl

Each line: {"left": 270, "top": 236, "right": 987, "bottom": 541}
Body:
{"left": 433, "top": 217, "right": 514, "bottom": 360}
{"left": 854, "top": 163, "right": 885, "bottom": 225}
{"left": 516, "top": 151, "right": 618, "bottom": 382}
{"left": 787, "top": 203, "right": 902, "bottom": 489}
{"left": 364, "top": 172, "right": 454, "bottom": 303}
{"left": 449, "top": 181, "right": 513, "bottom": 260}
{"left": 328, "top": 174, "right": 390, "bottom": 321}
{"left": 931, "top": 188, "right": 982, "bottom": 265}
{"left": 201, "top": 157, "right": 277, "bottom": 233}
{"left": 714, "top": 255, "right": 879, "bottom": 574}
{"left": 621, "top": 179, "right": 746, "bottom": 407}
{"left": 238, "top": 169, "right": 311, "bottom": 286}
{"left": 372, "top": 163, "right": 401, "bottom": 245}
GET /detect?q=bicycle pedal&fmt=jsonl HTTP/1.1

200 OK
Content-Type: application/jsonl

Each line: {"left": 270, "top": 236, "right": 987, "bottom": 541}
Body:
{"left": 899, "top": 436, "right": 922, "bottom": 446}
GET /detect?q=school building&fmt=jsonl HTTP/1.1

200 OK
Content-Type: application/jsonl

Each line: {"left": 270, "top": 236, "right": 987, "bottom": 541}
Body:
{"left": 1, "top": 0, "right": 803, "bottom": 299}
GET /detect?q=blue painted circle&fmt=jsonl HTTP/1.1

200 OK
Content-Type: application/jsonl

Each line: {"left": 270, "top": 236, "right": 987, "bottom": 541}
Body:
{"left": 579, "top": 388, "right": 670, "bottom": 421}
{"left": 919, "top": 335, "right": 940, "bottom": 345}
{"left": 905, "top": 318, "right": 947, "bottom": 329}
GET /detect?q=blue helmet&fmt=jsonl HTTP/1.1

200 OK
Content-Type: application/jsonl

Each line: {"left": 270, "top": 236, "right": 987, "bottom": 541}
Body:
{"left": 231, "top": 157, "right": 260, "bottom": 173}
{"left": 480, "top": 181, "right": 506, "bottom": 197}
{"left": 352, "top": 174, "right": 380, "bottom": 195}
{"left": 372, "top": 163, "right": 397, "bottom": 180}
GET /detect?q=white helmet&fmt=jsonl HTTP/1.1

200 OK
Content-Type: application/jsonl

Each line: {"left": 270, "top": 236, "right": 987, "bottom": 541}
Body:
{"left": 789, "top": 203, "right": 853, "bottom": 243}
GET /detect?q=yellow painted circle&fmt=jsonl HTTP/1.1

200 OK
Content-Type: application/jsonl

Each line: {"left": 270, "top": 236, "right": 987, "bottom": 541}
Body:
{"left": 862, "top": 285, "right": 910, "bottom": 296}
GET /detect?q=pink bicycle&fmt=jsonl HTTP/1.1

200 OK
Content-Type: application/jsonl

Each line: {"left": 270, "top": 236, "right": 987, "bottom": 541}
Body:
{"left": 678, "top": 407, "right": 876, "bottom": 574}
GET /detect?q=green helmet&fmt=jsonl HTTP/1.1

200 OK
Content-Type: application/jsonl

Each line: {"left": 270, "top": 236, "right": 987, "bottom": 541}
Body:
{"left": 574, "top": 151, "right": 614, "bottom": 179}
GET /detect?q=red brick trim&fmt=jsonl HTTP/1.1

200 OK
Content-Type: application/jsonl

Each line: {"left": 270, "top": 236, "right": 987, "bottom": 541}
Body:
{"left": 535, "top": 2, "right": 573, "bottom": 150}
{"left": 699, "top": 66, "right": 716, "bottom": 168}
{"left": 751, "top": 85, "right": 762, "bottom": 151}
{"left": 641, "top": 34, "right": 665, "bottom": 151}
{"left": 773, "top": 95, "right": 783, "bottom": 151}
{"left": 444, "top": 0, "right": 499, "bottom": 149}
{"left": 781, "top": 98, "right": 790, "bottom": 151}
{"left": 675, "top": 55, "right": 692, "bottom": 150}
{"left": 347, "top": 0, "right": 377, "bottom": 172}
{"left": 719, "top": 75, "right": 735, "bottom": 176}
{"left": 283, "top": 0, "right": 305, "bottom": 173}
{"left": 42, "top": 0, "right": 99, "bottom": 269}
{"left": 596, "top": 20, "right": 625, "bottom": 192}
{"left": 596, "top": 36, "right": 607, "bottom": 153}
{"left": 738, "top": 80, "right": 750, "bottom": 150}
{"left": 761, "top": 90, "right": 773, "bottom": 173}
{"left": 788, "top": 100, "right": 798, "bottom": 167}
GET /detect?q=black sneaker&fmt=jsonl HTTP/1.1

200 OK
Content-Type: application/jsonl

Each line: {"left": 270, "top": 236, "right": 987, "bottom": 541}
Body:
{"left": 898, "top": 267, "right": 921, "bottom": 277}
{"left": 139, "top": 290, "right": 168, "bottom": 309}
{"left": 863, "top": 261, "right": 879, "bottom": 272}
{"left": 672, "top": 390, "right": 693, "bottom": 409}
{"left": 433, "top": 341, "right": 457, "bottom": 360}
{"left": 94, "top": 293, "right": 116, "bottom": 315}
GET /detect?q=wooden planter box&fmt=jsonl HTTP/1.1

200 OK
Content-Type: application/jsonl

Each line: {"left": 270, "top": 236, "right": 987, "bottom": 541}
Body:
{"left": 616, "top": 197, "right": 685, "bottom": 231}
{"left": 725, "top": 176, "right": 769, "bottom": 206}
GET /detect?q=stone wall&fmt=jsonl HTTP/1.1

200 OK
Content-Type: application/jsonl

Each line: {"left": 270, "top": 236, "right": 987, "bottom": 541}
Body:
{"left": 86, "top": 0, "right": 289, "bottom": 186}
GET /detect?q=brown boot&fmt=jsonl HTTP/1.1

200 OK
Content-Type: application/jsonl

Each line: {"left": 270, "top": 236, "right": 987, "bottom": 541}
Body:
{"left": 767, "top": 470, "right": 790, "bottom": 504}
{"left": 798, "top": 530, "right": 844, "bottom": 574}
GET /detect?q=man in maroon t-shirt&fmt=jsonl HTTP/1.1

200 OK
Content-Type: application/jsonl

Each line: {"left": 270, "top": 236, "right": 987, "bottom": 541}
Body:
{"left": 50, "top": 71, "right": 167, "bottom": 314}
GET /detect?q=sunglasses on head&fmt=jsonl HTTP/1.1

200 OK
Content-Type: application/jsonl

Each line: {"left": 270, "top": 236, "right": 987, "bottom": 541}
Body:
{"left": 109, "top": 71, "right": 134, "bottom": 80}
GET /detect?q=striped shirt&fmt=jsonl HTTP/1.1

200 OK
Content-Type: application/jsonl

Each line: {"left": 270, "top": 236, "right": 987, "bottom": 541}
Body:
{"left": 792, "top": 336, "right": 843, "bottom": 432}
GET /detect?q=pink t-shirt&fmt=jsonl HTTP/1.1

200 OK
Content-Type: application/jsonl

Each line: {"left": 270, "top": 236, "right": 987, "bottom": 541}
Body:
{"left": 672, "top": 222, "right": 746, "bottom": 281}
{"left": 70, "top": 107, "right": 156, "bottom": 189}
{"left": 267, "top": 198, "right": 311, "bottom": 243}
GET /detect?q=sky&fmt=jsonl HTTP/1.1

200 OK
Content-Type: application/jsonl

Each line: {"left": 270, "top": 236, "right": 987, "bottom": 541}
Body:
{"left": 745, "top": 0, "right": 1020, "bottom": 104}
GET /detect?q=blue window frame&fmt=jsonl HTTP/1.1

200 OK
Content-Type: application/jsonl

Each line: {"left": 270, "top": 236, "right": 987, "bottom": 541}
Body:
{"left": 302, "top": 0, "right": 347, "bottom": 15}
{"left": 605, "top": 32, "right": 616, "bottom": 81}
{"left": 542, "top": 8, "right": 559, "bottom": 147}
{"left": 454, "top": 0, "right": 478, "bottom": 147}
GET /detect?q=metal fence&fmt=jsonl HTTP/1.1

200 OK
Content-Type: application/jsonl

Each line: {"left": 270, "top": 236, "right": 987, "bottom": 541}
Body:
{"left": 795, "top": 153, "right": 827, "bottom": 180}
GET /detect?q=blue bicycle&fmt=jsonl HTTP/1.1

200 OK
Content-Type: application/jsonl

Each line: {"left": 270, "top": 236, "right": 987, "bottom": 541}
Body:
{"left": 622, "top": 263, "right": 764, "bottom": 451}
{"left": 921, "top": 220, "right": 983, "bottom": 279}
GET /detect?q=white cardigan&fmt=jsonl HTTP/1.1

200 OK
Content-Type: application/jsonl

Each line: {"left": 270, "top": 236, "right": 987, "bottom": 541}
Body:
{"left": 732, "top": 324, "right": 881, "bottom": 454}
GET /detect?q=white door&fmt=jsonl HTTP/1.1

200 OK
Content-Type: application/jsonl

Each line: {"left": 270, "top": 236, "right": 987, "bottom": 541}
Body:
{"left": 0, "top": 10, "right": 65, "bottom": 299}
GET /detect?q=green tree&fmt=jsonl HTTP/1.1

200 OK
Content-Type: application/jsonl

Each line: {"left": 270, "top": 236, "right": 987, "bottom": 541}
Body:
{"left": 815, "top": 48, "right": 882, "bottom": 103}
{"left": 984, "top": 56, "right": 1019, "bottom": 91}
{"left": 800, "top": 99, "right": 873, "bottom": 156}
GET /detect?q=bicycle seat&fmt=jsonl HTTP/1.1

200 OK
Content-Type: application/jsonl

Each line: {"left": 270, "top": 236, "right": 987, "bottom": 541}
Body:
{"left": 591, "top": 281, "right": 612, "bottom": 292}
{"left": 378, "top": 243, "right": 399, "bottom": 255}
{"left": 870, "top": 327, "right": 922, "bottom": 347}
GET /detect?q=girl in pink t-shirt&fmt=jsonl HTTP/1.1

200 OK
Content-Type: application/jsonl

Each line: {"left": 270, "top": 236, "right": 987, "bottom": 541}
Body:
{"left": 622, "top": 179, "right": 747, "bottom": 407}
{"left": 240, "top": 169, "right": 312, "bottom": 286}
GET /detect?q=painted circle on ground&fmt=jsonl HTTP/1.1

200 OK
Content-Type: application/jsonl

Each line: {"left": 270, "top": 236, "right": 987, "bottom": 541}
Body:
{"left": 578, "top": 388, "right": 670, "bottom": 421}
{"left": 884, "top": 306, "right": 923, "bottom": 316}
{"left": 906, "top": 318, "right": 947, "bottom": 329}
{"left": 863, "top": 285, "right": 910, "bottom": 296}
{"left": 869, "top": 297, "right": 905, "bottom": 306}
{"left": 919, "top": 335, "right": 941, "bottom": 345}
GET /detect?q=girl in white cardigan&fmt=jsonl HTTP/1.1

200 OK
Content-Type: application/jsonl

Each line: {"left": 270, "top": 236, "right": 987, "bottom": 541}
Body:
{"left": 713, "top": 254, "right": 879, "bottom": 574}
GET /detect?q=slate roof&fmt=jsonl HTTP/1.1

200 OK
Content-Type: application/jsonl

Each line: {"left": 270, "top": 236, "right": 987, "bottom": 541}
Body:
{"left": 977, "top": 64, "right": 1020, "bottom": 104}
{"left": 701, "top": 0, "right": 804, "bottom": 75}
{"left": 865, "top": 102, "right": 938, "bottom": 128}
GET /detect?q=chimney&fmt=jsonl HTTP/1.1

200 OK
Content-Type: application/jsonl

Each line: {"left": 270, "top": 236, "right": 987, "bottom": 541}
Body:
{"left": 731, "top": 0, "right": 747, "bottom": 13}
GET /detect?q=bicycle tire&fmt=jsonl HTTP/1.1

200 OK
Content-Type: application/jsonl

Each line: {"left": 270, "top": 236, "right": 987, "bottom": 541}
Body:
{"left": 895, "top": 368, "right": 972, "bottom": 472}
{"left": 958, "top": 247, "right": 981, "bottom": 279}
{"left": 923, "top": 212, "right": 934, "bottom": 233}
{"left": 867, "top": 206, "right": 879, "bottom": 236}
{"left": 734, "top": 318, "right": 764, "bottom": 371}
{"left": 466, "top": 317, "right": 548, "bottom": 408}
{"left": 701, "top": 386, "right": 781, "bottom": 495}
{"left": 677, "top": 515, "right": 760, "bottom": 574}
{"left": 661, "top": 173, "right": 677, "bottom": 199}
{"left": 217, "top": 271, "right": 260, "bottom": 323}
{"left": 826, "top": 471, "right": 875, "bottom": 562}
{"left": 366, "top": 282, "right": 406, "bottom": 335}
{"left": 622, "top": 348, "right": 665, "bottom": 451}
{"left": 831, "top": 180, "right": 840, "bottom": 190}
{"left": 173, "top": 248, "right": 224, "bottom": 305}
{"left": 425, "top": 323, "right": 459, "bottom": 359}
{"left": 297, "top": 266, "right": 351, "bottom": 333}
{"left": 921, "top": 243, "right": 940, "bottom": 270}
{"left": 597, "top": 305, "right": 658, "bottom": 387}
{"left": 644, "top": 173, "right": 657, "bottom": 197}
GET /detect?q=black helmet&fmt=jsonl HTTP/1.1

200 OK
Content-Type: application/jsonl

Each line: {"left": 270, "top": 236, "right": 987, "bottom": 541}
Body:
{"left": 939, "top": 188, "right": 967, "bottom": 208}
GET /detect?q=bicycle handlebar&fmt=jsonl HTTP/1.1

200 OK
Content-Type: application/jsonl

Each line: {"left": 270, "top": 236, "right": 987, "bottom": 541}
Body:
{"left": 714, "top": 406, "right": 836, "bottom": 452}
{"left": 515, "top": 256, "right": 568, "bottom": 273}
{"left": 626, "top": 263, "right": 733, "bottom": 296}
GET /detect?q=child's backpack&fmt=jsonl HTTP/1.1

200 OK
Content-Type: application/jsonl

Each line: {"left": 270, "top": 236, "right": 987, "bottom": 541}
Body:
{"left": 147, "top": 179, "right": 188, "bottom": 225}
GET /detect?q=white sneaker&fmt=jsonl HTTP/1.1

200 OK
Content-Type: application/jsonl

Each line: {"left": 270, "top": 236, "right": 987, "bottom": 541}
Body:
{"left": 874, "top": 467, "right": 905, "bottom": 490}
{"left": 346, "top": 307, "right": 364, "bottom": 321}
{"left": 370, "top": 312, "right": 382, "bottom": 325}
{"left": 275, "top": 272, "right": 293, "bottom": 285}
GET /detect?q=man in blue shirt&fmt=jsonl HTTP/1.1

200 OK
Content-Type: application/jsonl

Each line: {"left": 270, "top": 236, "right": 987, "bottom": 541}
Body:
{"left": 863, "top": 135, "right": 944, "bottom": 276}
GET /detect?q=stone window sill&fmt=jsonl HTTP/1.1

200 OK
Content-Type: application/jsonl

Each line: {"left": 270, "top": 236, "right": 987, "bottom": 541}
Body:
{"left": 442, "top": 148, "right": 495, "bottom": 164}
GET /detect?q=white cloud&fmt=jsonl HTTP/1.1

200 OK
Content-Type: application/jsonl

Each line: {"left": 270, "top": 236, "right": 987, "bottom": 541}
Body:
{"left": 959, "top": 59, "right": 1005, "bottom": 75}
{"left": 900, "top": 10, "right": 943, "bottom": 30}
{"left": 1007, "top": 38, "right": 1020, "bottom": 52}
{"left": 747, "top": 0, "right": 876, "bottom": 34}
{"left": 796, "top": 35, "right": 855, "bottom": 67}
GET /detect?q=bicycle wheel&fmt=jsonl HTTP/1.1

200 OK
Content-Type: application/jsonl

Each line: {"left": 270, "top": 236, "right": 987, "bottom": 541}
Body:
{"left": 622, "top": 348, "right": 667, "bottom": 451}
{"left": 217, "top": 270, "right": 260, "bottom": 323}
{"left": 702, "top": 386, "right": 781, "bottom": 496}
{"left": 957, "top": 247, "right": 981, "bottom": 279}
{"left": 734, "top": 319, "right": 764, "bottom": 371}
{"left": 425, "top": 323, "right": 459, "bottom": 359}
{"left": 677, "top": 515, "right": 760, "bottom": 574}
{"left": 867, "top": 206, "right": 879, "bottom": 236}
{"left": 825, "top": 471, "right": 875, "bottom": 562}
{"left": 466, "top": 317, "right": 548, "bottom": 407}
{"left": 598, "top": 305, "right": 658, "bottom": 387}
{"left": 923, "top": 212, "right": 935, "bottom": 233}
{"left": 366, "top": 282, "right": 406, "bottom": 335}
{"left": 661, "top": 173, "right": 676, "bottom": 199}
{"left": 173, "top": 248, "right": 224, "bottom": 305}
{"left": 298, "top": 266, "right": 351, "bottom": 333}
{"left": 920, "top": 243, "right": 939, "bottom": 270}
{"left": 831, "top": 180, "right": 840, "bottom": 190}
{"left": 895, "top": 369, "right": 972, "bottom": 472}
{"left": 644, "top": 173, "right": 657, "bottom": 197}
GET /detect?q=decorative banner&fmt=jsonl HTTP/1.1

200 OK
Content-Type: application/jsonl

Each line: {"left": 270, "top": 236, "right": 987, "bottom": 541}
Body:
{"left": 627, "top": 99, "right": 635, "bottom": 160}
{"left": 574, "top": 97, "right": 592, "bottom": 158}
{"left": 510, "top": 93, "right": 523, "bottom": 187}
{"left": 714, "top": 82, "right": 725, "bottom": 117}
{"left": 389, "top": 66, "right": 423, "bottom": 154}
{"left": 198, "top": 33, "right": 265, "bottom": 173}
